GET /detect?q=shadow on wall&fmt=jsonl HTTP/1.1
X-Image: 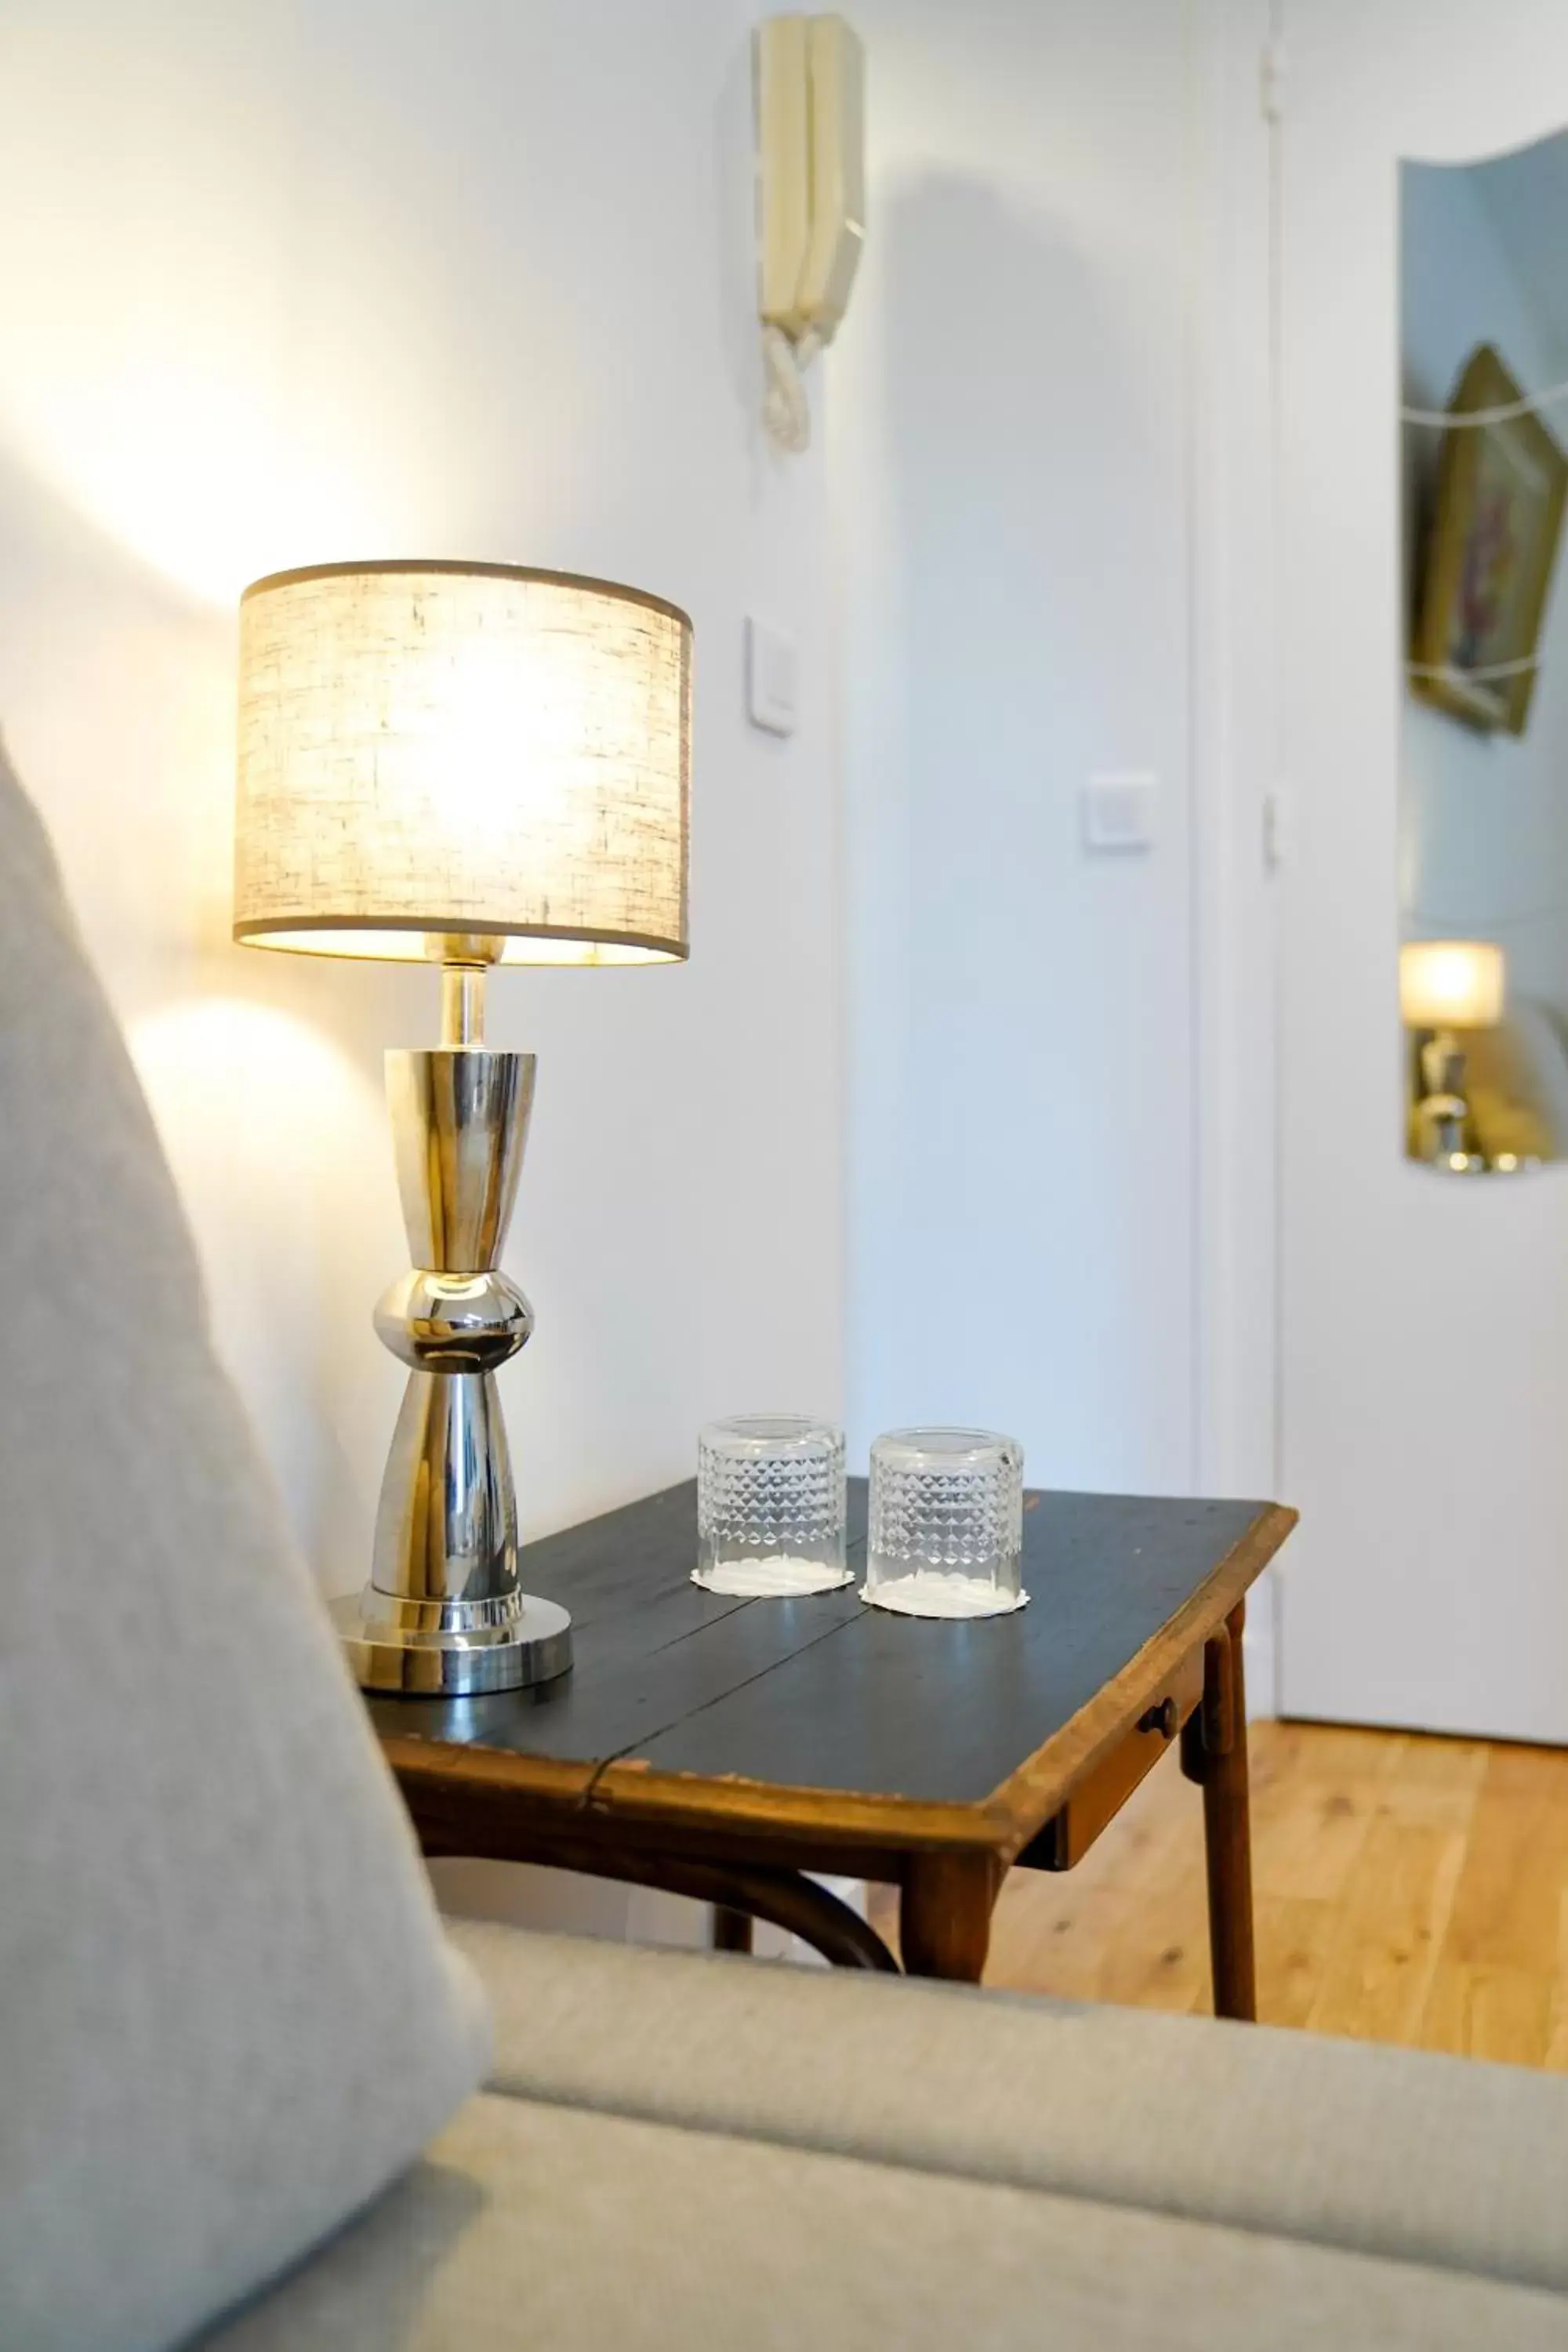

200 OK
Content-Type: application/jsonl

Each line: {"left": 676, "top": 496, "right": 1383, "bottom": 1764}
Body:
{"left": 848, "top": 171, "right": 1195, "bottom": 1488}
{"left": 0, "top": 440, "right": 411, "bottom": 1578}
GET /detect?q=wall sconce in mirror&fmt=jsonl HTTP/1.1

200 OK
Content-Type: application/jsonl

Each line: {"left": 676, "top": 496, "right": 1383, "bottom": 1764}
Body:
{"left": 1401, "top": 939, "right": 1506, "bottom": 1171}
{"left": 1399, "top": 131, "right": 1568, "bottom": 1175}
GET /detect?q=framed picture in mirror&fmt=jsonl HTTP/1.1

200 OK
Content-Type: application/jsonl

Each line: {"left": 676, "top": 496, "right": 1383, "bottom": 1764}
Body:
{"left": 1410, "top": 342, "right": 1568, "bottom": 735}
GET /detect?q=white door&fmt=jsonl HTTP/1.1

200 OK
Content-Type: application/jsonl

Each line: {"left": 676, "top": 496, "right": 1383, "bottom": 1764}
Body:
{"left": 1277, "top": 0, "right": 1568, "bottom": 1739}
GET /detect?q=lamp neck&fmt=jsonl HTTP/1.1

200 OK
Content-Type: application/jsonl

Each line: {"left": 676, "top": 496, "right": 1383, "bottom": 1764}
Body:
{"left": 1419, "top": 1027, "right": 1464, "bottom": 1098}
{"left": 441, "top": 963, "right": 487, "bottom": 1048}
{"left": 431, "top": 930, "right": 503, "bottom": 1048}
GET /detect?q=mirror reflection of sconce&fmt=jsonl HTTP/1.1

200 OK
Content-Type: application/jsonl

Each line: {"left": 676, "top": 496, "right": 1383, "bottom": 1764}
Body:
{"left": 1400, "top": 939, "right": 1505, "bottom": 1171}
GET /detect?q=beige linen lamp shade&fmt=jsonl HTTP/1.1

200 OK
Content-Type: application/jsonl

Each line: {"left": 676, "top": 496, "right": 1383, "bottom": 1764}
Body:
{"left": 1399, "top": 938, "right": 1505, "bottom": 1029}
{"left": 233, "top": 560, "right": 691, "bottom": 964}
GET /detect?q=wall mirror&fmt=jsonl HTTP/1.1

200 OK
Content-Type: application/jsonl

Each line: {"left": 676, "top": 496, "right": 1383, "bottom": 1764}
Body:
{"left": 1401, "top": 132, "right": 1568, "bottom": 1172}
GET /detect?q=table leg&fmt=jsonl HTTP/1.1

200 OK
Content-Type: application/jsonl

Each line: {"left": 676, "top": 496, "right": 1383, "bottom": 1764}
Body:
{"left": 1190, "top": 1601, "right": 1257, "bottom": 2021}
{"left": 711, "top": 1904, "right": 754, "bottom": 1955}
{"left": 899, "top": 1853, "right": 1000, "bottom": 1982}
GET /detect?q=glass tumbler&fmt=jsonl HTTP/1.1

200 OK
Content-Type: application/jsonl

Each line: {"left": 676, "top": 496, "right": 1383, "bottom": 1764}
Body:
{"left": 865, "top": 1428, "right": 1027, "bottom": 1617}
{"left": 695, "top": 1417, "right": 850, "bottom": 1596}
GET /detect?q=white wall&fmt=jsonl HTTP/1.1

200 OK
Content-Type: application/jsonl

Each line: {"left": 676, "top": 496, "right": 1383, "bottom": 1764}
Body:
{"left": 833, "top": 0, "right": 1221, "bottom": 1500}
{"left": 0, "top": 0, "right": 1293, "bottom": 1854}
{"left": 0, "top": 1, "right": 844, "bottom": 1601}
{"left": 1276, "top": 0, "right": 1568, "bottom": 1739}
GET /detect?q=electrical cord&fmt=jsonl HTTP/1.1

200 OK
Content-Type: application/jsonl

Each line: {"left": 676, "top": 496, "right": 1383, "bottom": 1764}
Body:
{"left": 1407, "top": 655, "right": 1539, "bottom": 684}
{"left": 762, "top": 325, "right": 821, "bottom": 453}
{"left": 1402, "top": 375, "right": 1568, "bottom": 429}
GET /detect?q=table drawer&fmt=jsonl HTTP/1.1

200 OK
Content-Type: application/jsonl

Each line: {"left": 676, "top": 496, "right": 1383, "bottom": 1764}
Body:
{"left": 1017, "top": 1642, "right": 1205, "bottom": 1871}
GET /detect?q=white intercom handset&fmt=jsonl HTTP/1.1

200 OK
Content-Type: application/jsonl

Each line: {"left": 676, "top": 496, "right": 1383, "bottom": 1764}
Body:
{"left": 756, "top": 14, "right": 865, "bottom": 452}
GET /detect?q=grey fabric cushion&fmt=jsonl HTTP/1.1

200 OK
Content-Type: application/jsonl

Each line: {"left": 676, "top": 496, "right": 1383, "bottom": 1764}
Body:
{"left": 0, "top": 742, "right": 490, "bottom": 2352}
{"left": 198, "top": 2088, "right": 1568, "bottom": 2351}
{"left": 452, "top": 1917, "right": 1568, "bottom": 2297}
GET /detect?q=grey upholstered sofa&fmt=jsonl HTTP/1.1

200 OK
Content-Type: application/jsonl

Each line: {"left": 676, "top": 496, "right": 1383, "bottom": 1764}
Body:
{"left": 6, "top": 735, "right": 1568, "bottom": 2352}
{"left": 207, "top": 1920, "right": 1568, "bottom": 2350}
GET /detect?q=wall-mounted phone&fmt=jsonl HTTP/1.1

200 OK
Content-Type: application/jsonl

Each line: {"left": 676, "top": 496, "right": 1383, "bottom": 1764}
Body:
{"left": 755, "top": 13, "right": 866, "bottom": 452}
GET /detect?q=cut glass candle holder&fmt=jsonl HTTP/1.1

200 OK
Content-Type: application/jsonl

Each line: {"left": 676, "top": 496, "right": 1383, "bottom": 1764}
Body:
{"left": 695, "top": 1416, "right": 850, "bottom": 1597}
{"left": 864, "top": 1427, "right": 1027, "bottom": 1617}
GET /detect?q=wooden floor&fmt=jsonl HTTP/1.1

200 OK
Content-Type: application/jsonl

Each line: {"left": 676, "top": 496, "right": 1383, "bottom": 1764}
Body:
{"left": 882, "top": 1722, "right": 1568, "bottom": 2068}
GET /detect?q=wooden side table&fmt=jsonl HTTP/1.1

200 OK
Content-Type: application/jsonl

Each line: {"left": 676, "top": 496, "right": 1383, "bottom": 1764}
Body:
{"left": 367, "top": 1483, "right": 1295, "bottom": 2008}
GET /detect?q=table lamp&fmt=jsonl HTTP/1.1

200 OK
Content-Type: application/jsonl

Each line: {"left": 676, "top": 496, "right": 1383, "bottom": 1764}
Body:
{"left": 1399, "top": 938, "right": 1504, "bottom": 1166}
{"left": 233, "top": 560, "right": 691, "bottom": 1693}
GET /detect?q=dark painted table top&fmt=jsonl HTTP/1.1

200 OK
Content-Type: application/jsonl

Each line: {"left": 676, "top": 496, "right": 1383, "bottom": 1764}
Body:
{"left": 368, "top": 1480, "right": 1294, "bottom": 1837}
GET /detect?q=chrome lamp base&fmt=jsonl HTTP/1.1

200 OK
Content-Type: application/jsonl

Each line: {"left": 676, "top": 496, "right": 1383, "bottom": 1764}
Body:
{"left": 339, "top": 949, "right": 573, "bottom": 1698}
{"left": 331, "top": 1588, "right": 573, "bottom": 1697}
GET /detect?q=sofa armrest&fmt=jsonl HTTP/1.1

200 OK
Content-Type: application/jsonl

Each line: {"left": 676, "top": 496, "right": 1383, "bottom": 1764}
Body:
{"left": 449, "top": 1916, "right": 1568, "bottom": 2297}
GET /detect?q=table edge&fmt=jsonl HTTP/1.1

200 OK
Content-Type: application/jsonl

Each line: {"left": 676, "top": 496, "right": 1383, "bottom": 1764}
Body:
{"left": 982, "top": 1499, "right": 1295, "bottom": 1850}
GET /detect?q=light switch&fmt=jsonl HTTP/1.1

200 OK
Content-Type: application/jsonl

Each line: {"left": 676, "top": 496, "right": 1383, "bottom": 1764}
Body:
{"left": 1083, "top": 770, "right": 1156, "bottom": 852}
{"left": 746, "top": 615, "right": 797, "bottom": 736}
